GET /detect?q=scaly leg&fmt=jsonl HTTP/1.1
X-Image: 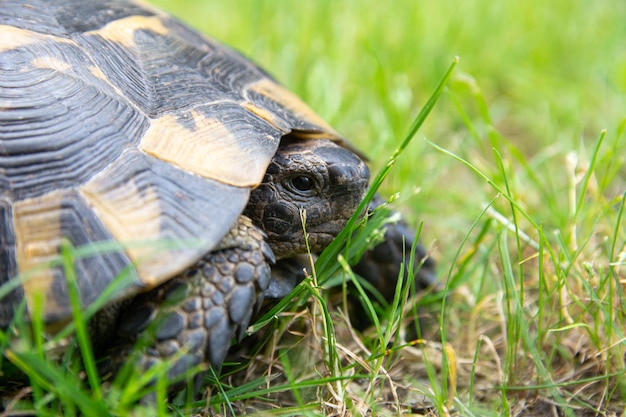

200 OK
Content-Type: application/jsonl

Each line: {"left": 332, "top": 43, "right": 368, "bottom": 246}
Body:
{"left": 105, "top": 216, "right": 274, "bottom": 395}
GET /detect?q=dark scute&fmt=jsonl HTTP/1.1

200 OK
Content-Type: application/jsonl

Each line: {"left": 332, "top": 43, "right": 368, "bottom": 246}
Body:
{"left": 5, "top": 191, "right": 141, "bottom": 324}
{"left": 0, "top": 199, "right": 22, "bottom": 328}
{"left": 0, "top": 42, "right": 150, "bottom": 201}
{"left": 78, "top": 21, "right": 268, "bottom": 119}
{"left": 90, "top": 149, "right": 249, "bottom": 255}
{"left": 56, "top": 1, "right": 153, "bottom": 34}
{"left": 0, "top": 0, "right": 153, "bottom": 38}
{"left": 246, "top": 87, "right": 331, "bottom": 134}
{"left": 0, "top": 0, "right": 70, "bottom": 37}
{"left": 162, "top": 17, "right": 279, "bottom": 96}
{"left": 75, "top": 33, "right": 155, "bottom": 114}
{"left": 163, "top": 17, "right": 276, "bottom": 83}
{"left": 55, "top": 192, "right": 140, "bottom": 311}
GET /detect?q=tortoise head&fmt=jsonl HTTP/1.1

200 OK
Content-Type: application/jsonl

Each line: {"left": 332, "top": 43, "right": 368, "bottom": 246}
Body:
{"left": 244, "top": 138, "right": 369, "bottom": 259}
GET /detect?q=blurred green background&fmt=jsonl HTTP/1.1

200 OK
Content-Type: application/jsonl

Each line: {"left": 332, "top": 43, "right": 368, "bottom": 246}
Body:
{"left": 150, "top": 0, "right": 626, "bottom": 259}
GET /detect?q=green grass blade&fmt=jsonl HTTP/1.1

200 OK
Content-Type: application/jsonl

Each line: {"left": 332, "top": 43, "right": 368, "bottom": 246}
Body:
{"left": 4, "top": 349, "right": 110, "bottom": 417}
{"left": 59, "top": 241, "right": 103, "bottom": 403}
{"left": 315, "top": 56, "right": 459, "bottom": 279}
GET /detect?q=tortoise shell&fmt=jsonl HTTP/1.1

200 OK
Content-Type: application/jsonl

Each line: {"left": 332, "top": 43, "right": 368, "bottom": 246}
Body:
{"left": 0, "top": 0, "right": 346, "bottom": 325}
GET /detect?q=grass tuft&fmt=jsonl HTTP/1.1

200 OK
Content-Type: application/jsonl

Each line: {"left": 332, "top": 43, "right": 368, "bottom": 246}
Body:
{"left": 2, "top": 0, "right": 625, "bottom": 415}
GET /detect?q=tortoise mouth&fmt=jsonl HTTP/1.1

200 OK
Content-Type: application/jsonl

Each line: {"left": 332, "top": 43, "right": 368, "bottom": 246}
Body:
{"left": 306, "top": 225, "right": 345, "bottom": 248}
{"left": 268, "top": 230, "right": 338, "bottom": 259}
{"left": 264, "top": 215, "right": 354, "bottom": 259}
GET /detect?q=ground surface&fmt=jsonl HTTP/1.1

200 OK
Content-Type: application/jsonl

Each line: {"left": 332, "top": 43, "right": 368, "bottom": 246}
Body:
{"left": 2, "top": 1, "right": 625, "bottom": 415}
{"left": 148, "top": 1, "right": 626, "bottom": 415}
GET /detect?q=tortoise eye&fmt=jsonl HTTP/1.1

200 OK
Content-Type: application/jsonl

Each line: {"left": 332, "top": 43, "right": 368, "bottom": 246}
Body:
{"left": 290, "top": 175, "right": 315, "bottom": 193}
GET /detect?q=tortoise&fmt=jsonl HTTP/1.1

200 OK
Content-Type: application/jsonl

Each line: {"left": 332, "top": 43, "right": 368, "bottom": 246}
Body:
{"left": 0, "top": 0, "right": 435, "bottom": 396}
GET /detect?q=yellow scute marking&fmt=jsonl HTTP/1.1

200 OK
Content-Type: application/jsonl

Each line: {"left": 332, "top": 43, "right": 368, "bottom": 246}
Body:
{"left": 0, "top": 25, "right": 74, "bottom": 52}
{"left": 140, "top": 111, "right": 269, "bottom": 187}
{"left": 247, "top": 78, "right": 340, "bottom": 138}
{"left": 88, "top": 65, "right": 127, "bottom": 98}
{"left": 31, "top": 56, "right": 72, "bottom": 73}
{"left": 12, "top": 191, "right": 66, "bottom": 317}
{"left": 80, "top": 178, "right": 164, "bottom": 285}
{"left": 88, "top": 65, "right": 111, "bottom": 81}
{"left": 87, "top": 15, "right": 169, "bottom": 48}
{"left": 242, "top": 102, "right": 287, "bottom": 131}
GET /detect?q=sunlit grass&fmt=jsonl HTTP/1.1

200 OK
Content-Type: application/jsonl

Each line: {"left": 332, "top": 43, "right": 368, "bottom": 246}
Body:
{"left": 2, "top": 0, "right": 625, "bottom": 415}
{"left": 145, "top": 1, "right": 626, "bottom": 415}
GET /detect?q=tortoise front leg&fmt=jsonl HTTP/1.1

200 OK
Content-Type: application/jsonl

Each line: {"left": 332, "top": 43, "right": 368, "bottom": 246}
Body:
{"left": 106, "top": 216, "right": 274, "bottom": 396}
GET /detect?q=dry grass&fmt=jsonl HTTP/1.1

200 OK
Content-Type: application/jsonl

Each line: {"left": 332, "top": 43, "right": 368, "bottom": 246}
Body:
{"left": 2, "top": 0, "right": 625, "bottom": 415}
